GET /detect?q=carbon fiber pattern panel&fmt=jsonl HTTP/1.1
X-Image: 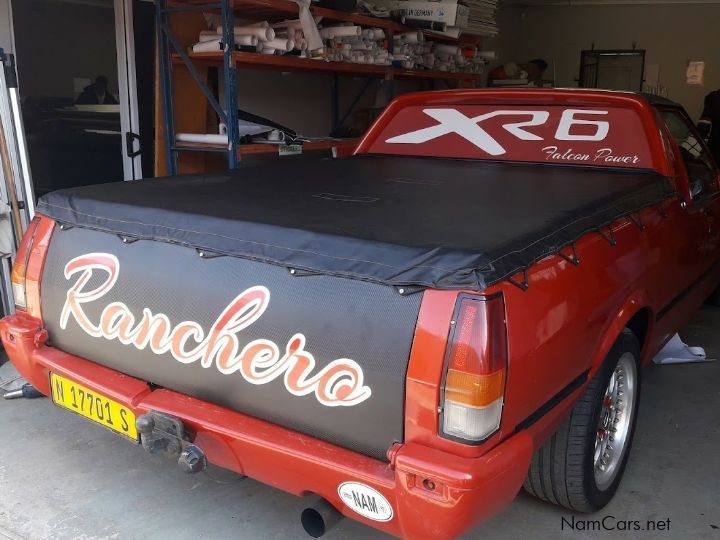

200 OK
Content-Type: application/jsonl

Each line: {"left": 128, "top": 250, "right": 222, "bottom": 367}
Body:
{"left": 41, "top": 226, "right": 423, "bottom": 460}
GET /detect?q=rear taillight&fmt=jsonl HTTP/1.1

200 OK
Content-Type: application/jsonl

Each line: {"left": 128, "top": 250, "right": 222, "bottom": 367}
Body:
{"left": 11, "top": 217, "right": 40, "bottom": 311}
{"left": 440, "top": 294, "right": 507, "bottom": 443}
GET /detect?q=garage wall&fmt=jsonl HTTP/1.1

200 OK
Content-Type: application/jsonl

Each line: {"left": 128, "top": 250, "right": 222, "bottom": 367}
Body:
{"left": 483, "top": 3, "right": 522, "bottom": 67}
{"left": 0, "top": 0, "right": 14, "bottom": 54}
{"left": 236, "top": 71, "right": 368, "bottom": 138}
{"left": 498, "top": 3, "right": 719, "bottom": 120}
{"left": 236, "top": 72, "right": 429, "bottom": 139}
{"left": 13, "top": 0, "right": 118, "bottom": 99}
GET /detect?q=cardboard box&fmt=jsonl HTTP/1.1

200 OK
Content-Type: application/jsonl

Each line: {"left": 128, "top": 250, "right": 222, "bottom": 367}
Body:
{"left": 374, "top": 0, "right": 470, "bottom": 29}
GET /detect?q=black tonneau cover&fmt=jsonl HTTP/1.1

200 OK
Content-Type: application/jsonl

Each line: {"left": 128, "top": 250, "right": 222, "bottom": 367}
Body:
{"left": 38, "top": 156, "right": 675, "bottom": 291}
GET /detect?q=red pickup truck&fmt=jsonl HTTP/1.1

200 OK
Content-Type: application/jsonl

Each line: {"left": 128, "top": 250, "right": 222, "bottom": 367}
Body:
{"left": 3, "top": 89, "right": 719, "bottom": 539}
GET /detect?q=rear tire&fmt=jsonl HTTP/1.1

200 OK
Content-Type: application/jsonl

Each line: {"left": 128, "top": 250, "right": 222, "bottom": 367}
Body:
{"left": 523, "top": 329, "right": 641, "bottom": 512}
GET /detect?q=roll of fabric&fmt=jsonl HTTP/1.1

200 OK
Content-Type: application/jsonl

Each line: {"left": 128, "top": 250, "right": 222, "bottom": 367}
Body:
{"left": 293, "top": 0, "right": 323, "bottom": 50}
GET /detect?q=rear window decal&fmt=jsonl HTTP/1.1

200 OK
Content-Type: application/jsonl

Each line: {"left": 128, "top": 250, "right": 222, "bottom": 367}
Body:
{"left": 369, "top": 105, "right": 652, "bottom": 169}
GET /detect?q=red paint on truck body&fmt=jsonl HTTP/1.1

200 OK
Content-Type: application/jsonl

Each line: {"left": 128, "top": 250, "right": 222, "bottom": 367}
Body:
{"left": 3, "top": 89, "right": 720, "bottom": 538}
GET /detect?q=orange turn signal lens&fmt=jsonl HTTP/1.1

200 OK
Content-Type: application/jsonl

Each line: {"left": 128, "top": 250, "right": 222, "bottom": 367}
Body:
{"left": 440, "top": 294, "right": 508, "bottom": 442}
{"left": 444, "top": 368, "right": 505, "bottom": 408}
{"left": 11, "top": 217, "right": 40, "bottom": 311}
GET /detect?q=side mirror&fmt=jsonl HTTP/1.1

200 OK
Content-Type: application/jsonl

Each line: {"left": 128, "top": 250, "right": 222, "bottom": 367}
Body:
{"left": 697, "top": 119, "right": 712, "bottom": 141}
{"left": 690, "top": 178, "right": 704, "bottom": 199}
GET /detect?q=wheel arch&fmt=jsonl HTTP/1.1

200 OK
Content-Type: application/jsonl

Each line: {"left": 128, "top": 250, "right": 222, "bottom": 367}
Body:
{"left": 589, "top": 292, "right": 654, "bottom": 378}
{"left": 624, "top": 307, "right": 653, "bottom": 360}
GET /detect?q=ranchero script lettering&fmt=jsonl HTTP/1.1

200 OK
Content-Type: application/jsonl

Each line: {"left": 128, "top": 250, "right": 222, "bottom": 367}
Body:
{"left": 542, "top": 146, "right": 640, "bottom": 165}
{"left": 59, "top": 252, "right": 372, "bottom": 407}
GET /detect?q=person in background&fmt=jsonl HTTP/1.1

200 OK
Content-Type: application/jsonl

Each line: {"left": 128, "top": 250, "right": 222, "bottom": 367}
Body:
{"left": 75, "top": 76, "right": 118, "bottom": 105}
{"left": 521, "top": 59, "right": 549, "bottom": 86}
{"left": 488, "top": 59, "right": 549, "bottom": 87}
{"left": 700, "top": 89, "right": 720, "bottom": 165}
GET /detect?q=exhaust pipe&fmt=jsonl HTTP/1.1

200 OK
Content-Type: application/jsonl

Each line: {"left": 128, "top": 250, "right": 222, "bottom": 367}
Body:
{"left": 301, "top": 497, "right": 343, "bottom": 538}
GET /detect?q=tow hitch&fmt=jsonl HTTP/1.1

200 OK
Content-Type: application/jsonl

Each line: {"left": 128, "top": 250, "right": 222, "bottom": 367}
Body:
{"left": 135, "top": 410, "right": 207, "bottom": 474}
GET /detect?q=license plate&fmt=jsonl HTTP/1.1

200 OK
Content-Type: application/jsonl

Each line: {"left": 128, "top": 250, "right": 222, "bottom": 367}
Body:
{"left": 50, "top": 373, "right": 138, "bottom": 441}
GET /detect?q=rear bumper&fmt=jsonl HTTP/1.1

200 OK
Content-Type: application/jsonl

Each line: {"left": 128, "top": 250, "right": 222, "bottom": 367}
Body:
{"left": 1, "top": 313, "right": 533, "bottom": 539}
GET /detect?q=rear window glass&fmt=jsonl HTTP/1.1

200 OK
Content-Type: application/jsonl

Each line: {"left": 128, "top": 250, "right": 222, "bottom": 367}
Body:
{"left": 367, "top": 105, "right": 653, "bottom": 169}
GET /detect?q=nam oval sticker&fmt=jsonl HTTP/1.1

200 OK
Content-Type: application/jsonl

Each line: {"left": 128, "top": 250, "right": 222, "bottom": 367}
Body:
{"left": 338, "top": 482, "right": 393, "bottom": 522}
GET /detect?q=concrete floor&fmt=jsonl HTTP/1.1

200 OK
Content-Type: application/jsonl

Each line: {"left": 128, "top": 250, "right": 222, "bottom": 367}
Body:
{"left": 1, "top": 307, "right": 719, "bottom": 540}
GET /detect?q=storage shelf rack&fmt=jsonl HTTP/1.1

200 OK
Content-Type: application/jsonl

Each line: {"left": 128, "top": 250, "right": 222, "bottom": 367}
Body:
{"left": 156, "top": 0, "right": 483, "bottom": 175}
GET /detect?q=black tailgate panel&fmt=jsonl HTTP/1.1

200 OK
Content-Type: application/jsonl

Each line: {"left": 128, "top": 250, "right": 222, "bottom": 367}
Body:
{"left": 41, "top": 226, "right": 422, "bottom": 460}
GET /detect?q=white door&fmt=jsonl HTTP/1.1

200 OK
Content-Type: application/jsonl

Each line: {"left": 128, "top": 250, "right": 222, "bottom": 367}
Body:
{"left": 114, "top": 0, "right": 143, "bottom": 180}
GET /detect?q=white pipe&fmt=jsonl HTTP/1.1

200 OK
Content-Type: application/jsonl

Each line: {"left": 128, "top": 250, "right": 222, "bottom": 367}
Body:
{"left": 320, "top": 25, "right": 361, "bottom": 39}
{"left": 235, "top": 35, "right": 259, "bottom": 47}
{"left": 434, "top": 43, "right": 460, "bottom": 56}
{"left": 192, "top": 39, "right": 222, "bottom": 53}
{"left": 397, "top": 31, "right": 423, "bottom": 44}
{"left": 176, "top": 133, "right": 228, "bottom": 145}
{"left": 273, "top": 19, "right": 304, "bottom": 29}
{"left": 373, "top": 28, "right": 386, "bottom": 40}
{"left": 199, "top": 30, "right": 220, "bottom": 42}
{"left": 218, "top": 25, "right": 275, "bottom": 41}
{"left": 264, "top": 38, "right": 295, "bottom": 51}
